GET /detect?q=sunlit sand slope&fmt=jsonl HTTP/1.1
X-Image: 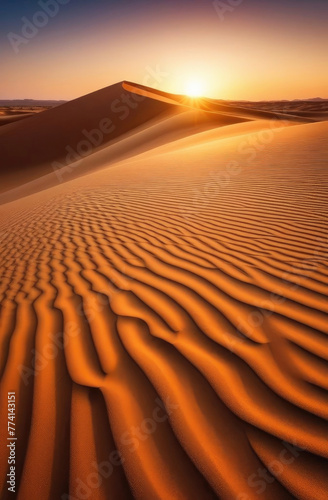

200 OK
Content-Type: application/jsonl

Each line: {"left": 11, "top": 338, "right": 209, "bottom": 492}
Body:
{"left": 0, "top": 84, "right": 327, "bottom": 500}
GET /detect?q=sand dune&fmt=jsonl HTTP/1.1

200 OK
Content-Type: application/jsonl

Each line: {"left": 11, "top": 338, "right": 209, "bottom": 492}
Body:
{"left": 0, "top": 82, "right": 327, "bottom": 500}
{"left": 0, "top": 83, "right": 181, "bottom": 193}
{"left": 0, "top": 82, "right": 310, "bottom": 200}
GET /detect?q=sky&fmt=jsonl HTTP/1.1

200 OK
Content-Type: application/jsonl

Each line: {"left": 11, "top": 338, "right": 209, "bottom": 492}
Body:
{"left": 0, "top": 0, "right": 327, "bottom": 100}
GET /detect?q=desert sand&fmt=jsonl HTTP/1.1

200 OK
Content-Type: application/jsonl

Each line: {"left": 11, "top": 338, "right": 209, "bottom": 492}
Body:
{"left": 0, "top": 82, "right": 327, "bottom": 500}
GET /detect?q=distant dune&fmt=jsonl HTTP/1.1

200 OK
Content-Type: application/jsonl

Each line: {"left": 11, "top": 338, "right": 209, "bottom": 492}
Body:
{"left": 0, "top": 100, "right": 67, "bottom": 107}
{"left": 0, "top": 106, "right": 55, "bottom": 128}
{"left": 0, "top": 82, "right": 327, "bottom": 500}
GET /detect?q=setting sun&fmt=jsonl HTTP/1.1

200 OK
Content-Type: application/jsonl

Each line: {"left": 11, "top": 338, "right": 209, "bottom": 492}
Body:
{"left": 185, "top": 79, "right": 206, "bottom": 97}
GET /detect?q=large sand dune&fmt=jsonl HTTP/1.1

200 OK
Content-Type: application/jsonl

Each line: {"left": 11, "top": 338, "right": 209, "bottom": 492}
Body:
{"left": 0, "top": 82, "right": 327, "bottom": 500}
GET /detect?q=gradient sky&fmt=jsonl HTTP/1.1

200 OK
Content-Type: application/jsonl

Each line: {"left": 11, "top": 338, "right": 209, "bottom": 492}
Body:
{"left": 0, "top": 0, "right": 327, "bottom": 100}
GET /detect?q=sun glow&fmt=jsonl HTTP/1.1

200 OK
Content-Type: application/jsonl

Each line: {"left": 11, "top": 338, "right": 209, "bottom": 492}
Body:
{"left": 185, "top": 79, "right": 206, "bottom": 98}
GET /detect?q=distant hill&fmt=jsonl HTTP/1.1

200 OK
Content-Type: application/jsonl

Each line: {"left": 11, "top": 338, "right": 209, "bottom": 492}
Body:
{"left": 0, "top": 99, "right": 67, "bottom": 107}
{"left": 291, "top": 98, "right": 325, "bottom": 102}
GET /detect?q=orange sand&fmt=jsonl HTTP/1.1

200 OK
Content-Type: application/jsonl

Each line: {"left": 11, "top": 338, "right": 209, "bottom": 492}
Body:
{"left": 0, "top": 82, "right": 327, "bottom": 500}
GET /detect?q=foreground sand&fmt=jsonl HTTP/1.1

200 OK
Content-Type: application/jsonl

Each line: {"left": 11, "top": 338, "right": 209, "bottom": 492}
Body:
{"left": 0, "top": 83, "right": 327, "bottom": 500}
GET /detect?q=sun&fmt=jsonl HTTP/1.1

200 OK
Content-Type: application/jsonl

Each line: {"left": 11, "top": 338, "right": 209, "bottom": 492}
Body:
{"left": 185, "top": 79, "right": 206, "bottom": 98}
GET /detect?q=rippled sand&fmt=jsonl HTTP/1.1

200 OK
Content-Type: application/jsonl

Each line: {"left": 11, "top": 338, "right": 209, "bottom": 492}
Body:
{"left": 0, "top": 83, "right": 327, "bottom": 500}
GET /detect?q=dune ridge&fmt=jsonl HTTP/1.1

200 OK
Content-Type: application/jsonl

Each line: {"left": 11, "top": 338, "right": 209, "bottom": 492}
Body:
{"left": 0, "top": 82, "right": 327, "bottom": 500}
